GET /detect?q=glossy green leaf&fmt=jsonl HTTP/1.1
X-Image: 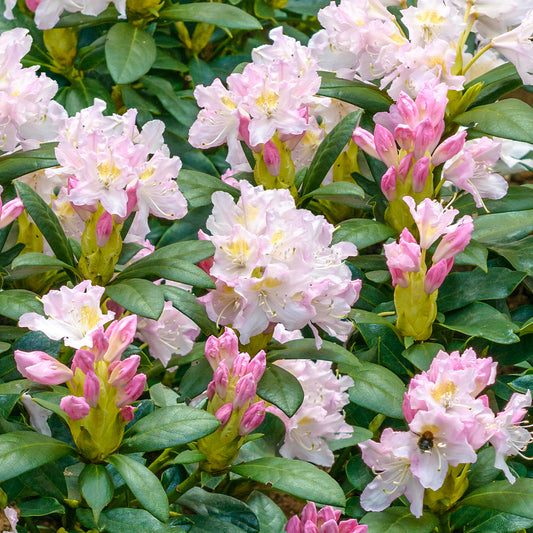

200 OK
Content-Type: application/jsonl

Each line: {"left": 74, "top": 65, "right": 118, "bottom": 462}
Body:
{"left": 0, "top": 144, "right": 57, "bottom": 184}
{"left": 65, "top": 78, "right": 115, "bottom": 115}
{"left": 257, "top": 364, "right": 304, "bottom": 417}
{"left": 465, "top": 63, "right": 522, "bottom": 107}
{"left": 120, "top": 405, "right": 219, "bottom": 453}
{"left": 55, "top": 6, "right": 120, "bottom": 28}
{"left": 301, "top": 110, "right": 362, "bottom": 196}
{"left": 170, "top": 450, "right": 206, "bottom": 465}
{"left": 300, "top": 181, "right": 365, "bottom": 207}
{"left": 328, "top": 426, "right": 373, "bottom": 451}
{"left": 490, "top": 236, "right": 533, "bottom": 276}
{"left": 107, "top": 454, "right": 169, "bottom": 522}
{"left": 11, "top": 253, "right": 78, "bottom": 276}
{"left": 349, "top": 309, "right": 401, "bottom": 338}
{"left": 160, "top": 3, "right": 261, "bottom": 29}
{"left": 246, "top": 491, "right": 285, "bottom": 533}
{"left": 361, "top": 507, "right": 439, "bottom": 532}
{"left": 105, "top": 23, "right": 156, "bottom": 84}
{"left": 178, "top": 487, "right": 259, "bottom": 533}
{"left": 454, "top": 240, "right": 488, "bottom": 272}
{"left": 15, "top": 182, "right": 74, "bottom": 267}
{"left": 0, "top": 431, "right": 73, "bottom": 483}
{"left": 455, "top": 99, "right": 533, "bottom": 144}
{"left": 452, "top": 506, "right": 533, "bottom": 533}
{"left": 231, "top": 457, "right": 345, "bottom": 507}
{"left": 105, "top": 279, "right": 164, "bottom": 320}
{"left": 440, "top": 302, "right": 519, "bottom": 344}
{"left": 179, "top": 358, "right": 213, "bottom": 400}
{"left": 318, "top": 72, "right": 393, "bottom": 114}
{"left": 0, "top": 289, "right": 44, "bottom": 320}
{"left": 18, "top": 497, "right": 65, "bottom": 517}
{"left": 402, "top": 343, "right": 444, "bottom": 371}
{"left": 188, "top": 515, "right": 251, "bottom": 533}
{"left": 79, "top": 464, "right": 114, "bottom": 522}
{"left": 179, "top": 170, "right": 240, "bottom": 208}
{"left": 472, "top": 210, "right": 533, "bottom": 244}
{"left": 455, "top": 185, "right": 533, "bottom": 216}
{"left": 332, "top": 218, "right": 395, "bottom": 250}
{"left": 461, "top": 478, "right": 533, "bottom": 519}
{"left": 0, "top": 380, "right": 33, "bottom": 395}
{"left": 437, "top": 268, "right": 526, "bottom": 313}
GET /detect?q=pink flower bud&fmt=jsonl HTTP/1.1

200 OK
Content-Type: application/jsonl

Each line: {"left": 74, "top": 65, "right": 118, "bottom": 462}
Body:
{"left": 15, "top": 350, "right": 73, "bottom": 385}
{"left": 424, "top": 258, "right": 454, "bottom": 294}
{"left": 263, "top": 140, "right": 281, "bottom": 177}
{"left": 432, "top": 215, "right": 473, "bottom": 263}
{"left": 339, "top": 520, "right": 368, "bottom": 532}
{"left": 413, "top": 119, "right": 435, "bottom": 159}
{"left": 431, "top": 131, "right": 467, "bottom": 167}
{"left": 412, "top": 156, "right": 430, "bottom": 193}
{"left": 238, "top": 114, "right": 253, "bottom": 149}
{"left": 120, "top": 405, "right": 135, "bottom": 423}
{"left": 115, "top": 373, "right": 146, "bottom": 407}
{"left": 301, "top": 502, "right": 318, "bottom": 524}
{"left": 83, "top": 371, "right": 100, "bottom": 407}
{"left": 108, "top": 355, "right": 141, "bottom": 388}
{"left": 247, "top": 350, "right": 266, "bottom": 382}
{"left": 318, "top": 506, "right": 342, "bottom": 524}
{"left": 213, "top": 361, "right": 230, "bottom": 398}
{"left": 374, "top": 124, "right": 398, "bottom": 167}
{"left": 321, "top": 519, "right": 338, "bottom": 532}
{"left": 207, "top": 381, "right": 216, "bottom": 401}
{"left": 95, "top": 210, "right": 113, "bottom": 248}
{"left": 381, "top": 167, "right": 397, "bottom": 201}
{"left": 104, "top": 316, "right": 137, "bottom": 363}
{"left": 234, "top": 373, "right": 257, "bottom": 409}
{"left": 396, "top": 92, "right": 419, "bottom": 126}
{"left": 352, "top": 127, "right": 379, "bottom": 159}
{"left": 397, "top": 152, "right": 414, "bottom": 182}
{"left": 394, "top": 124, "right": 414, "bottom": 151}
{"left": 232, "top": 353, "right": 251, "bottom": 378}
{"left": 0, "top": 198, "right": 24, "bottom": 229}
{"left": 90, "top": 328, "right": 109, "bottom": 361}
{"left": 238, "top": 401, "right": 265, "bottom": 435}
{"left": 26, "top": 0, "right": 41, "bottom": 11}
{"left": 205, "top": 328, "right": 240, "bottom": 371}
{"left": 215, "top": 403, "right": 233, "bottom": 425}
{"left": 285, "top": 516, "right": 301, "bottom": 533}
{"left": 60, "top": 395, "right": 90, "bottom": 420}
{"left": 71, "top": 349, "right": 95, "bottom": 375}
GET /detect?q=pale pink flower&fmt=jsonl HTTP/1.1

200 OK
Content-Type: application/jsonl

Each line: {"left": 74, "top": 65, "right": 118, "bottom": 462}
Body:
{"left": 2, "top": 505, "right": 18, "bottom": 533}
{"left": 383, "top": 228, "right": 421, "bottom": 288}
{"left": 18, "top": 280, "right": 114, "bottom": 349}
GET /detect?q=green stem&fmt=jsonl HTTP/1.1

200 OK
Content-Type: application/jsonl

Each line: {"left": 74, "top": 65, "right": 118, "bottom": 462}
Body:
{"left": 169, "top": 468, "right": 202, "bottom": 502}
{"left": 149, "top": 448, "right": 173, "bottom": 473}
{"left": 462, "top": 42, "right": 493, "bottom": 75}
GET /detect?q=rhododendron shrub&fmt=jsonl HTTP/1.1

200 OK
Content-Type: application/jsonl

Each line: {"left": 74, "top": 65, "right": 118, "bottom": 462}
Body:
{"left": 0, "top": 0, "right": 532, "bottom": 532}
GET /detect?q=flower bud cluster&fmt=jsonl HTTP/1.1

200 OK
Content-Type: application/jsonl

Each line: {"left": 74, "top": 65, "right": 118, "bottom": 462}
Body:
{"left": 199, "top": 182, "right": 361, "bottom": 346}
{"left": 286, "top": 502, "right": 367, "bottom": 533}
{"left": 197, "top": 328, "right": 267, "bottom": 472}
{"left": 359, "top": 348, "right": 533, "bottom": 518}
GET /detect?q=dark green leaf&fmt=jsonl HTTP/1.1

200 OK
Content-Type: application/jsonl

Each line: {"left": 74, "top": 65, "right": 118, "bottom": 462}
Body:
{"left": 472, "top": 210, "right": 533, "bottom": 244}
{"left": 349, "top": 309, "right": 401, "bottom": 338}
{"left": 301, "top": 110, "right": 362, "bottom": 196}
{"left": 0, "top": 431, "right": 73, "bottom": 483}
{"left": 11, "top": 252, "right": 78, "bottom": 275}
{"left": 121, "top": 405, "right": 219, "bottom": 453}
{"left": 402, "top": 343, "right": 444, "bottom": 371}
{"left": 490, "top": 236, "right": 533, "bottom": 276}
{"left": 231, "top": 457, "right": 345, "bottom": 507}
{"left": 454, "top": 240, "right": 488, "bottom": 272}
{"left": 171, "top": 450, "right": 206, "bottom": 464}
{"left": 55, "top": 6, "right": 120, "bottom": 28}
{"left": 300, "top": 181, "right": 365, "bottom": 207}
{"left": 328, "top": 426, "right": 373, "bottom": 451}
{"left": 332, "top": 218, "right": 395, "bottom": 250}
{"left": 0, "top": 289, "right": 43, "bottom": 320}
{"left": 361, "top": 507, "right": 439, "bottom": 532}
{"left": 65, "top": 78, "right": 115, "bottom": 115}
{"left": 106, "top": 23, "right": 157, "bottom": 84}
{"left": 188, "top": 515, "right": 251, "bottom": 533}
{"left": 257, "top": 364, "right": 304, "bottom": 417}
{"left": 179, "top": 170, "right": 239, "bottom": 208}
{"left": 105, "top": 279, "right": 164, "bottom": 320}
{"left": 465, "top": 63, "right": 522, "bottom": 108}
{"left": 160, "top": 3, "right": 262, "bottom": 29}
{"left": 79, "top": 464, "right": 114, "bottom": 522}
{"left": 107, "top": 454, "right": 169, "bottom": 522}
{"left": 179, "top": 358, "right": 213, "bottom": 400}
{"left": 0, "top": 144, "right": 57, "bottom": 184}
{"left": 452, "top": 506, "right": 533, "bottom": 533}
{"left": 18, "top": 497, "right": 64, "bottom": 517}
{"left": 14, "top": 182, "right": 74, "bottom": 267}
{"left": 246, "top": 491, "right": 285, "bottom": 533}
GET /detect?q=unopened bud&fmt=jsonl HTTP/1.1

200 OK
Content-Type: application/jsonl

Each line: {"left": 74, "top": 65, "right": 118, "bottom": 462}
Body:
{"left": 234, "top": 373, "right": 257, "bottom": 409}
{"left": 215, "top": 403, "right": 233, "bottom": 425}
{"left": 83, "top": 371, "right": 100, "bottom": 407}
{"left": 239, "top": 401, "right": 266, "bottom": 435}
{"left": 60, "top": 395, "right": 90, "bottom": 420}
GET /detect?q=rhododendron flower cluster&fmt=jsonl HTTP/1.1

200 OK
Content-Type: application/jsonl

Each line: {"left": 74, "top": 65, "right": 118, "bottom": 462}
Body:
{"left": 271, "top": 359, "right": 354, "bottom": 467}
{"left": 4, "top": 0, "right": 126, "bottom": 30}
{"left": 197, "top": 328, "right": 267, "bottom": 472}
{"left": 285, "top": 502, "right": 367, "bottom": 533}
{"left": 47, "top": 99, "right": 187, "bottom": 243}
{"left": 199, "top": 182, "right": 361, "bottom": 345}
{"left": 15, "top": 315, "right": 145, "bottom": 461}
{"left": 359, "top": 348, "right": 533, "bottom": 517}
{"left": 0, "top": 28, "right": 65, "bottom": 153}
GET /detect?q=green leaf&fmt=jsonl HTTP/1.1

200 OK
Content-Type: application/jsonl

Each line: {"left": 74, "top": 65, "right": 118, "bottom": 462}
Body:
{"left": 454, "top": 99, "right": 533, "bottom": 144}
{"left": 465, "top": 63, "right": 522, "bottom": 108}
{"left": 105, "top": 279, "right": 164, "bottom": 320}
{"left": 107, "top": 454, "right": 169, "bottom": 522}
{"left": 11, "top": 252, "right": 78, "bottom": 276}
{"left": 0, "top": 379, "right": 33, "bottom": 395}
{"left": 301, "top": 110, "right": 362, "bottom": 196}
{"left": 14, "top": 182, "right": 74, "bottom": 267}
{"left": 179, "top": 358, "right": 213, "bottom": 400}
{"left": 231, "top": 457, "right": 345, "bottom": 507}
{"left": 349, "top": 309, "right": 401, "bottom": 338}
{"left": 171, "top": 450, "right": 206, "bottom": 464}
{"left": 246, "top": 491, "right": 285, "bottom": 533}
{"left": 0, "top": 431, "right": 73, "bottom": 483}
{"left": 361, "top": 507, "right": 439, "bottom": 532}
{"left": 328, "top": 426, "right": 373, "bottom": 451}
{"left": 120, "top": 405, "right": 220, "bottom": 453}
{"left": 452, "top": 506, "right": 533, "bottom": 533}
{"left": 300, "top": 181, "right": 365, "bottom": 207}
{"left": 402, "top": 343, "right": 444, "bottom": 371}
{"left": 79, "top": 464, "right": 114, "bottom": 523}
{"left": 0, "top": 289, "right": 44, "bottom": 320}
{"left": 332, "top": 218, "right": 395, "bottom": 250}
{"left": 188, "top": 516, "right": 251, "bottom": 533}
{"left": 454, "top": 240, "right": 488, "bottom": 272}
{"left": 0, "top": 144, "right": 57, "bottom": 184}
{"left": 347, "top": 362, "right": 405, "bottom": 418}
{"left": 160, "top": 3, "right": 262, "bottom": 29}
{"left": 65, "top": 78, "right": 115, "bottom": 115}
{"left": 437, "top": 268, "right": 526, "bottom": 313}
{"left": 18, "top": 497, "right": 65, "bottom": 517}
{"left": 490, "top": 236, "right": 533, "bottom": 276}
{"left": 257, "top": 364, "right": 304, "bottom": 417}
{"left": 105, "top": 23, "right": 157, "bottom": 84}
{"left": 55, "top": 6, "right": 120, "bottom": 28}
{"left": 461, "top": 478, "right": 533, "bottom": 519}
{"left": 268, "top": 338, "right": 362, "bottom": 367}
{"left": 441, "top": 302, "right": 519, "bottom": 344}
{"left": 178, "top": 487, "right": 259, "bottom": 533}
{"left": 179, "top": 170, "right": 239, "bottom": 208}
{"left": 472, "top": 210, "right": 533, "bottom": 244}
{"left": 318, "top": 72, "right": 393, "bottom": 114}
